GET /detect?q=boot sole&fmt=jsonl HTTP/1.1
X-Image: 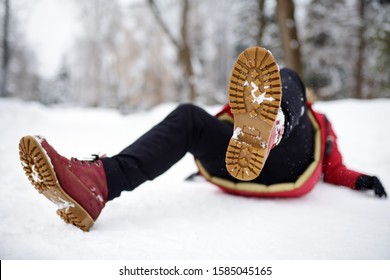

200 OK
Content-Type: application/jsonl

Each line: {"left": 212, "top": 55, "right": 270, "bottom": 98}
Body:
{"left": 225, "top": 47, "right": 282, "bottom": 181}
{"left": 18, "top": 135, "right": 94, "bottom": 231}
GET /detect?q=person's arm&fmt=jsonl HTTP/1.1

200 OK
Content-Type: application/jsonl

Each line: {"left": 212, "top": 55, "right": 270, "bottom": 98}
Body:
{"left": 322, "top": 119, "right": 387, "bottom": 198}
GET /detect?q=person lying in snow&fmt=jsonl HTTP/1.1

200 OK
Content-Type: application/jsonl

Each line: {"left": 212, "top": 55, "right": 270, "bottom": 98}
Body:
{"left": 18, "top": 46, "right": 387, "bottom": 231}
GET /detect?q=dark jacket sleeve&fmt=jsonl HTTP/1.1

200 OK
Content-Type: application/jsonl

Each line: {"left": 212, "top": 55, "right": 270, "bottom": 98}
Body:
{"left": 322, "top": 118, "right": 363, "bottom": 189}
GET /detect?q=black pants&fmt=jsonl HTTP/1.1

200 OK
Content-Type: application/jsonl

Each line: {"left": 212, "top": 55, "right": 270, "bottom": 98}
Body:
{"left": 102, "top": 68, "right": 314, "bottom": 200}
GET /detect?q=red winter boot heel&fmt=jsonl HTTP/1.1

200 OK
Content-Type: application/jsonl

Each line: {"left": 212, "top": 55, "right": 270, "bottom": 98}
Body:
{"left": 18, "top": 135, "right": 108, "bottom": 231}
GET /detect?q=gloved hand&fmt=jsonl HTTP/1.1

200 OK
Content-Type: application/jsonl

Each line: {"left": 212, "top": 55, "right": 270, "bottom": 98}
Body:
{"left": 356, "top": 175, "right": 387, "bottom": 198}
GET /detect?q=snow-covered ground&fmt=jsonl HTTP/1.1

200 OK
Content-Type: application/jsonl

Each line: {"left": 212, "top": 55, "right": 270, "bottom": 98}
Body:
{"left": 1, "top": 98, "right": 389, "bottom": 260}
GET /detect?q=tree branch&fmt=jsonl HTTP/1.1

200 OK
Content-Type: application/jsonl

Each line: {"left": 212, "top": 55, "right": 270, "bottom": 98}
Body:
{"left": 147, "top": 0, "right": 181, "bottom": 50}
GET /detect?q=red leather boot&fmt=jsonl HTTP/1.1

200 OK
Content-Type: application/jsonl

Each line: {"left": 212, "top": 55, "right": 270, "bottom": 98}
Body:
{"left": 18, "top": 135, "right": 108, "bottom": 231}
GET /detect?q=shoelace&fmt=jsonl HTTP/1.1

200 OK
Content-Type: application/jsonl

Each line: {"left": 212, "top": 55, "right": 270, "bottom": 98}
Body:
{"left": 71, "top": 154, "right": 106, "bottom": 167}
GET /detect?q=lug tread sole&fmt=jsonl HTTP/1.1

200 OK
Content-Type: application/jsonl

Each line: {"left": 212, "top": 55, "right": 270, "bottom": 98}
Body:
{"left": 226, "top": 47, "right": 282, "bottom": 181}
{"left": 18, "top": 135, "right": 94, "bottom": 231}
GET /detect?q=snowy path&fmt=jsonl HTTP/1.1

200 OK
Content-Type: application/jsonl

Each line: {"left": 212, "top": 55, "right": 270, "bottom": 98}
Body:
{"left": 1, "top": 98, "right": 389, "bottom": 259}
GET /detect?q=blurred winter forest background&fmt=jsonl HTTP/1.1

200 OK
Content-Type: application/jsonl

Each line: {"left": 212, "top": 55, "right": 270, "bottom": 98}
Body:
{"left": 0, "top": 0, "right": 389, "bottom": 111}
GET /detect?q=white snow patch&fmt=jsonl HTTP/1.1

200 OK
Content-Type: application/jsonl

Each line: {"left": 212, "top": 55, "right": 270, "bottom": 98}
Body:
{"left": 55, "top": 197, "right": 75, "bottom": 210}
{"left": 96, "top": 195, "right": 104, "bottom": 203}
{"left": 232, "top": 127, "right": 243, "bottom": 140}
{"left": 31, "top": 165, "right": 43, "bottom": 183}
{"left": 252, "top": 91, "right": 275, "bottom": 105}
{"left": 274, "top": 108, "right": 285, "bottom": 146}
{"left": 245, "top": 81, "right": 275, "bottom": 105}
{"left": 250, "top": 81, "right": 259, "bottom": 95}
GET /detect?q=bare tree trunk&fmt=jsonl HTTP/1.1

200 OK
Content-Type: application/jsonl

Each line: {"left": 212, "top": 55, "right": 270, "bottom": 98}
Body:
{"left": 354, "top": 0, "right": 366, "bottom": 99}
{"left": 1, "top": 0, "right": 10, "bottom": 97}
{"left": 147, "top": 0, "right": 196, "bottom": 101}
{"left": 256, "top": 0, "right": 266, "bottom": 46}
{"left": 276, "top": 0, "right": 302, "bottom": 77}
{"left": 180, "top": 0, "right": 195, "bottom": 101}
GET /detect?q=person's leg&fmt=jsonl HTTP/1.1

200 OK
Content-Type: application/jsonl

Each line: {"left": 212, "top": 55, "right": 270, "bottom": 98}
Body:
{"left": 252, "top": 68, "right": 314, "bottom": 184}
{"left": 279, "top": 68, "right": 308, "bottom": 140}
{"left": 102, "top": 104, "right": 233, "bottom": 200}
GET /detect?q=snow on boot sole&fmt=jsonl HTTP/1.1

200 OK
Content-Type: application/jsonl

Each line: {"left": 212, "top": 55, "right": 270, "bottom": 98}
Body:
{"left": 225, "top": 47, "right": 282, "bottom": 181}
{"left": 18, "top": 135, "right": 94, "bottom": 231}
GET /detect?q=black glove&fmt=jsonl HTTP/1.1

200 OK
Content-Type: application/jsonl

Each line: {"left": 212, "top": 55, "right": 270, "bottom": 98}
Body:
{"left": 356, "top": 175, "right": 387, "bottom": 198}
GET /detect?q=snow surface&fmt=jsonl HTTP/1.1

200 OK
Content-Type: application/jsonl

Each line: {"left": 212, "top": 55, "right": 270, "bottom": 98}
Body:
{"left": 1, "top": 98, "right": 390, "bottom": 260}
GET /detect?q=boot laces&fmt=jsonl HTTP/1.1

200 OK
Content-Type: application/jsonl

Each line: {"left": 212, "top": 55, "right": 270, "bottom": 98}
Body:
{"left": 72, "top": 154, "right": 106, "bottom": 167}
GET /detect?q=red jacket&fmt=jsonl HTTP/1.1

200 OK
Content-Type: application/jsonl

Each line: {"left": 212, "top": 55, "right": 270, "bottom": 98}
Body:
{"left": 196, "top": 103, "right": 363, "bottom": 197}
